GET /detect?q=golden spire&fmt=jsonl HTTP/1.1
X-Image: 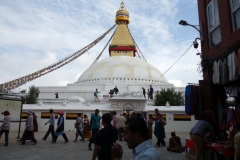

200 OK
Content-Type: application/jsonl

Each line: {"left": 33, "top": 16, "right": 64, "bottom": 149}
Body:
{"left": 115, "top": 2, "right": 130, "bottom": 24}
{"left": 109, "top": 2, "right": 136, "bottom": 57}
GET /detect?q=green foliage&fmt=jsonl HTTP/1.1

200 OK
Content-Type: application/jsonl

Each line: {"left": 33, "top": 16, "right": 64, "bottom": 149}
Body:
{"left": 26, "top": 86, "right": 37, "bottom": 104}
{"left": 154, "top": 88, "right": 184, "bottom": 106}
{"left": 227, "top": 100, "right": 235, "bottom": 106}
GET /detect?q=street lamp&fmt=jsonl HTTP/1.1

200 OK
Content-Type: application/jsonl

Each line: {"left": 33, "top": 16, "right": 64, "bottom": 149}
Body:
{"left": 179, "top": 20, "right": 204, "bottom": 41}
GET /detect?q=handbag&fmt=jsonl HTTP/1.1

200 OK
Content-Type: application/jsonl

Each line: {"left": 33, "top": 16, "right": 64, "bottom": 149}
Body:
{"left": 171, "top": 138, "right": 184, "bottom": 153}
{"left": 87, "top": 124, "right": 91, "bottom": 130}
{"left": 75, "top": 123, "right": 78, "bottom": 128}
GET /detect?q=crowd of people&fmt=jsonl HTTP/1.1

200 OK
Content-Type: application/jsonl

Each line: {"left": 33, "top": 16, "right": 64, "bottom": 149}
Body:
{"left": 0, "top": 108, "right": 182, "bottom": 159}
{"left": 1, "top": 107, "right": 239, "bottom": 160}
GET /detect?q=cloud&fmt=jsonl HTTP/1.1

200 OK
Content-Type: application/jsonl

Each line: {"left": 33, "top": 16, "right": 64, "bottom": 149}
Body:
{"left": 168, "top": 79, "right": 185, "bottom": 87}
{"left": 75, "top": 72, "right": 83, "bottom": 81}
{"left": 57, "top": 81, "right": 72, "bottom": 86}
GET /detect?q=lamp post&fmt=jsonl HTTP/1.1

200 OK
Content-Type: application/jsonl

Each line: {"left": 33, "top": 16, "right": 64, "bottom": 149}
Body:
{"left": 179, "top": 20, "right": 204, "bottom": 41}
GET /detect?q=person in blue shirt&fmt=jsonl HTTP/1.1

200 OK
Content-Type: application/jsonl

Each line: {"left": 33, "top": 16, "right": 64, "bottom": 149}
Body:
{"left": 42, "top": 108, "right": 55, "bottom": 140}
{"left": 111, "top": 117, "right": 161, "bottom": 160}
{"left": 88, "top": 109, "right": 101, "bottom": 150}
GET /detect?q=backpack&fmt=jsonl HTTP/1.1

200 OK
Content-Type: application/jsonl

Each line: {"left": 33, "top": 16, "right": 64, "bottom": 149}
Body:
{"left": 94, "top": 91, "right": 97, "bottom": 96}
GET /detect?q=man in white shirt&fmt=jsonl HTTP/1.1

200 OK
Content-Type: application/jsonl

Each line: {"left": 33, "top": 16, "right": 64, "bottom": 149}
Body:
{"left": 117, "top": 114, "right": 125, "bottom": 141}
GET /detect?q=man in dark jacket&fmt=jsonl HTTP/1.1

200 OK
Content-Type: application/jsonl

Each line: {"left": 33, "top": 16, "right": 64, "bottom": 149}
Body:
{"left": 142, "top": 87, "right": 146, "bottom": 98}
{"left": 150, "top": 85, "right": 154, "bottom": 99}
{"left": 113, "top": 86, "right": 119, "bottom": 94}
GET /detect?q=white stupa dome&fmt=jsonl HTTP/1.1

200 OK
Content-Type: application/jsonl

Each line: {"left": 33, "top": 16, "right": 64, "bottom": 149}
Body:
{"left": 77, "top": 56, "right": 169, "bottom": 84}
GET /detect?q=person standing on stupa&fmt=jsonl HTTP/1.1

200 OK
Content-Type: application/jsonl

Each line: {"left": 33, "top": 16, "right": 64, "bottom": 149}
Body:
{"left": 55, "top": 92, "right": 58, "bottom": 98}
{"left": 142, "top": 87, "right": 146, "bottom": 98}
{"left": 150, "top": 85, "right": 154, "bottom": 99}
{"left": 94, "top": 89, "right": 100, "bottom": 102}
{"left": 147, "top": 89, "right": 150, "bottom": 100}
{"left": 36, "top": 87, "right": 40, "bottom": 98}
{"left": 113, "top": 86, "right": 119, "bottom": 94}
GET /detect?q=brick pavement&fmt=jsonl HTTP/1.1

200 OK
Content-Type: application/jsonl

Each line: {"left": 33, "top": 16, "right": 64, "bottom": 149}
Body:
{"left": 0, "top": 131, "right": 190, "bottom": 160}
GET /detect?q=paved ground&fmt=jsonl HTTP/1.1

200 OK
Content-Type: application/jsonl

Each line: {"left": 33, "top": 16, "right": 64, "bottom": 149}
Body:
{"left": 0, "top": 131, "right": 190, "bottom": 160}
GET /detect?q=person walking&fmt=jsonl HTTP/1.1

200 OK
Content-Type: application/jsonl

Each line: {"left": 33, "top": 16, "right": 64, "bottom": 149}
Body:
{"left": 36, "top": 87, "right": 40, "bottom": 98}
{"left": 88, "top": 109, "right": 101, "bottom": 150}
{"left": 33, "top": 112, "right": 38, "bottom": 132}
{"left": 92, "top": 113, "right": 118, "bottom": 160}
{"left": 42, "top": 108, "right": 55, "bottom": 140}
{"left": 83, "top": 114, "right": 92, "bottom": 140}
{"left": 94, "top": 89, "right": 100, "bottom": 102}
{"left": 112, "top": 111, "right": 118, "bottom": 128}
{"left": 74, "top": 113, "right": 84, "bottom": 142}
{"left": 52, "top": 110, "right": 69, "bottom": 143}
{"left": 117, "top": 114, "right": 125, "bottom": 141}
{"left": 154, "top": 114, "right": 166, "bottom": 147}
{"left": 147, "top": 115, "right": 154, "bottom": 139}
{"left": 150, "top": 85, "right": 154, "bottom": 99}
{"left": 21, "top": 110, "right": 38, "bottom": 145}
{"left": 142, "top": 87, "right": 146, "bottom": 98}
{"left": 0, "top": 111, "right": 11, "bottom": 146}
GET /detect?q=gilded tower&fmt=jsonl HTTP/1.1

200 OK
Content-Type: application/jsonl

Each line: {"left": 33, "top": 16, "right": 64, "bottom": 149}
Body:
{"left": 109, "top": 2, "right": 137, "bottom": 57}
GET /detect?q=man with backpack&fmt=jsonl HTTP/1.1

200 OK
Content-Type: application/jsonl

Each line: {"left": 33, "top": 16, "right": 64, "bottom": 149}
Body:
{"left": 94, "top": 89, "right": 100, "bottom": 102}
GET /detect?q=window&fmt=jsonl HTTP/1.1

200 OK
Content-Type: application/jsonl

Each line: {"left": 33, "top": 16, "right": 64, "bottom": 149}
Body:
{"left": 230, "top": 0, "right": 240, "bottom": 30}
{"left": 66, "top": 113, "right": 83, "bottom": 120}
{"left": 41, "top": 112, "right": 58, "bottom": 119}
{"left": 173, "top": 114, "right": 191, "bottom": 121}
{"left": 149, "top": 114, "right": 166, "bottom": 121}
{"left": 21, "top": 112, "right": 28, "bottom": 119}
{"left": 207, "top": 0, "right": 221, "bottom": 48}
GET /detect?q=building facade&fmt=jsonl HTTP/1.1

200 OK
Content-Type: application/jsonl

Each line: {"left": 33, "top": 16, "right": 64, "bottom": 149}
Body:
{"left": 197, "top": 0, "right": 240, "bottom": 137}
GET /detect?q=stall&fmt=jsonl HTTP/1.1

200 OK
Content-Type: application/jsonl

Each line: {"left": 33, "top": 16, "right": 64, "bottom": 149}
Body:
{"left": 184, "top": 47, "right": 240, "bottom": 159}
{"left": 204, "top": 142, "right": 235, "bottom": 160}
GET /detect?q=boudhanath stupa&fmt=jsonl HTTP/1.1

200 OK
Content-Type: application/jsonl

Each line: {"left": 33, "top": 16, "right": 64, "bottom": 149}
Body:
{"left": 12, "top": 2, "right": 196, "bottom": 132}
{"left": 38, "top": 2, "right": 173, "bottom": 103}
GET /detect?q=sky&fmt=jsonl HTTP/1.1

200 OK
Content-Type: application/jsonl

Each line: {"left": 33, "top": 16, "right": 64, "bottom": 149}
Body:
{"left": 0, "top": 0, "right": 202, "bottom": 91}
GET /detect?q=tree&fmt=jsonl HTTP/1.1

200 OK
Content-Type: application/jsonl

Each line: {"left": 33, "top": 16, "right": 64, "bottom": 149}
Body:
{"left": 26, "top": 86, "right": 37, "bottom": 104}
{"left": 154, "top": 88, "right": 184, "bottom": 106}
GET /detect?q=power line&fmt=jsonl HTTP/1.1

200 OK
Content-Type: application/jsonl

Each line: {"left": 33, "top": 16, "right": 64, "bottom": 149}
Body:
{"left": 127, "top": 43, "right": 194, "bottom": 95}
